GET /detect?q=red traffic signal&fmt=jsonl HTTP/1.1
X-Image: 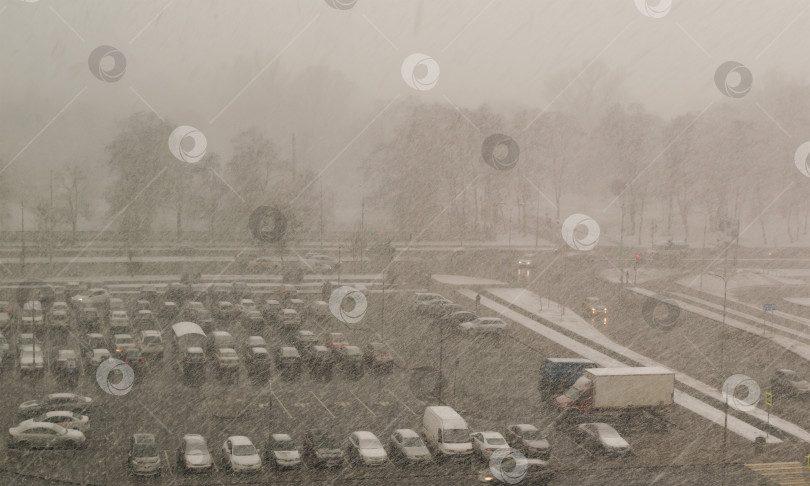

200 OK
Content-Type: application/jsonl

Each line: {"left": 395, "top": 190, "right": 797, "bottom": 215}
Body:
{"left": 636, "top": 254, "right": 641, "bottom": 259}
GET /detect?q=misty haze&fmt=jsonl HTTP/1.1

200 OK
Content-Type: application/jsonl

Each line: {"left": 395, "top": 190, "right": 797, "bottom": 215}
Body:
{"left": 0, "top": 1, "right": 809, "bottom": 485}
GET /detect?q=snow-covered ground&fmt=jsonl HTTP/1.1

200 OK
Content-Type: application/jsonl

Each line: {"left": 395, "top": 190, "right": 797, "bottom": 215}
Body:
{"left": 784, "top": 297, "right": 810, "bottom": 307}
{"left": 599, "top": 267, "right": 684, "bottom": 284}
{"left": 431, "top": 274, "right": 506, "bottom": 286}
{"left": 676, "top": 270, "right": 806, "bottom": 299}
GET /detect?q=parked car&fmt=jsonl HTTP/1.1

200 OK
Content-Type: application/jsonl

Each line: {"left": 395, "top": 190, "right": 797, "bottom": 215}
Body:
{"left": 582, "top": 297, "right": 607, "bottom": 317}
{"left": 139, "top": 286, "right": 159, "bottom": 304}
{"left": 18, "top": 346, "right": 44, "bottom": 377}
{"left": 129, "top": 433, "right": 161, "bottom": 476}
{"left": 275, "top": 347, "right": 302, "bottom": 378}
{"left": 266, "top": 433, "right": 302, "bottom": 469}
{"left": 214, "top": 348, "right": 240, "bottom": 380}
{"left": 303, "top": 430, "right": 343, "bottom": 468}
{"left": 335, "top": 345, "right": 364, "bottom": 378}
{"left": 346, "top": 431, "right": 388, "bottom": 466}
{"left": 242, "top": 310, "right": 264, "bottom": 331}
{"left": 232, "top": 282, "right": 251, "bottom": 301}
{"left": 21, "top": 300, "right": 44, "bottom": 329}
{"left": 363, "top": 342, "right": 394, "bottom": 372}
{"left": 214, "top": 301, "right": 237, "bottom": 321}
{"left": 158, "top": 301, "right": 180, "bottom": 323}
{"left": 772, "top": 369, "right": 810, "bottom": 397}
{"left": 287, "top": 299, "right": 306, "bottom": 317}
{"left": 245, "top": 347, "right": 271, "bottom": 377}
{"left": 133, "top": 299, "right": 151, "bottom": 314}
{"left": 79, "top": 306, "right": 102, "bottom": 331}
{"left": 0, "top": 331, "right": 9, "bottom": 354}
{"left": 84, "top": 348, "right": 111, "bottom": 374}
{"left": 517, "top": 253, "right": 536, "bottom": 268}
{"left": 262, "top": 300, "right": 282, "bottom": 324}
{"left": 21, "top": 411, "right": 89, "bottom": 432}
{"left": 458, "top": 317, "right": 507, "bottom": 334}
{"left": 308, "top": 300, "right": 331, "bottom": 323}
{"left": 208, "top": 331, "right": 235, "bottom": 354}
{"left": 177, "top": 434, "right": 214, "bottom": 473}
{"left": 245, "top": 335, "right": 267, "bottom": 350}
{"left": 8, "top": 421, "right": 86, "bottom": 449}
{"left": 504, "top": 424, "right": 551, "bottom": 459}
{"left": 414, "top": 293, "right": 450, "bottom": 313}
{"left": 325, "top": 332, "right": 349, "bottom": 350}
{"left": 278, "top": 309, "right": 302, "bottom": 330}
{"left": 138, "top": 330, "right": 164, "bottom": 360}
{"left": 113, "top": 334, "right": 137, "bottom": 359}
{"left": 306, "top": 345, "right": 333, "bottom": 378}
{"left": 84, "top": 333, "right": 107, "bottom": 352}
{"left": 52, "top": 349, "right": 80, "bottom": 380}
{"left": 222, "top": 436, "right": 262, "bottom": 473}
{"left": 48, "top": 305, "right": 69, "bottom": 329}
{"left": 109, "top": 310, "right": 130, "bottom": 334}
{"left": 389, "top": 429, "right": 431, "bottom": 464}
{"left": 109, "top": 298, "right": 125, "bottom": 312}
{"left": 186, "top": 307, "right": 214, "bottom": 334}
{"left": 238, "top": 299, "right": 257, "bottom": 314}
{"left": 179, "top": 347, "right": 206, "bottom": 377}
{"left": 441, "top": 310, "right": 478, "bottom": 327}
{"left": 18, "top": 393, "right": 93, "bottom": 417}
{"left": 123, "top": 347, "right": 147, "bottom": 373}
{"left": 471, "top": 431, "right": 510, "bottom": 459}
{"left": 575, "top": 423, "right": 631, "bottom": 455}
{"left": 294, "top": 330, "right": 319, "bottom": 355}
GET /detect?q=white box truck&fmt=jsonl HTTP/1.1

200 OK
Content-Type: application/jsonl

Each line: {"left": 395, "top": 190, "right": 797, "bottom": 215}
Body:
{"left": 555, "top": 367, "right": 675, "bottom": 411}
{"left": 422, "top": 406, "right": 473, "bottom": 458}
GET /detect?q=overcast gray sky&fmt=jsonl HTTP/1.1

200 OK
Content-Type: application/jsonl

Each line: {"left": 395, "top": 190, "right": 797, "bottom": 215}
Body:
{"left": 1, "top": 0, "right": 808, "bottom": 226}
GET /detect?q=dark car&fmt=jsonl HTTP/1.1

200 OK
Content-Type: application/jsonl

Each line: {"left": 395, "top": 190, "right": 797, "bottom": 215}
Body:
{"left": 164, "top": 283, "right": 191, "bottom": 305}
{"left": 303, "top": 430, "right": 343, "bottom": 468}
{"left": 241, "top": 310, "right": 264, "bottom": 331}
{"left": 504, "top": 424, "right": 551, "bottom": 459}
{"left": 123, "top": 348, "right": 147, "bottom": 373}
{"left": 275, "top": 347, "right": 302, "bottom": 379}
{"left": 335, "top": 345, "right": 364, "bottom": 379}
{"left": 306, "top": 345, "right": 333, "bottom": 380}
{"left": 245, "top": 347, "right": 271, "bottom": 378}
{"left": 441, "top": 310, "right": 478, "bottom": 327}
{"left": 79, "top": 307, "right": 102, "bottom": 331}
{"left": 363, "top": 342, "right": 394, "bottom": 372}
{"left": 18, "top": 393, "right": 93, "bottom": 418}
{"left": 158, "top": 302, "right": 180, "bottom": 323}
{"left": 772, "top": 369, "right": 810, "bottom": 397}
{"left": 129, "top": 433, "right": 161, "bottom": 476}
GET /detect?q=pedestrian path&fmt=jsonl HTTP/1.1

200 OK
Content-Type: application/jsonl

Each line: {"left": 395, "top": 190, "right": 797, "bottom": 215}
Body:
{"left": 745, "top": 462, "right": 810, "bottom": 485}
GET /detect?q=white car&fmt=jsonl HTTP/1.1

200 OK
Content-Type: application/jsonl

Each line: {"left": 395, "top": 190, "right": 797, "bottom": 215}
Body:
{"left": 139, "top": 330, "right": 164, "bottom": 360}
{"left": 305, "top": 253, "right": 339, "bottom": 265}
{"left": 459, "top": 317, "right": 507, "bottom": 334}
{"left": 346, "top": 431, "right": 388, "bottom": 466}
{"left": 246, "top": 336, "right": 267, "bottom": 350}
{"left": 21, "top": 411, "right": 89, "bottom": 432}
{"left": 71, "top": 288, "right": 110, "bottom": 307}
{"left": 0, "top": 332, "right": 9, "bottom": 354}
{"left": 576, "top": 423, "right": 631, "bottom": 455}
{"left": 238, "top": 299, "right": 257, "bottom": 314}
{"left": 8, "top": 421, "right": 86, "bottom": 449}
{"left": 471, "top": 431, "right": 510, "bottom": 459}
{"left": 222, "top": 436, "right": 262, "bottom": 472}
{"left": 266, "top": 433, "right": 301, "bottom": 469}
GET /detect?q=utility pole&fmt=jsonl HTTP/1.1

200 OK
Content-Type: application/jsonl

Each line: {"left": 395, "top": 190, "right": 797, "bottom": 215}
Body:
{"left": 360, "top": 198, "right": 365, "bottom": 265}
{"left": 49, "top": 169, "right": 54, "bottom": 269}
{"left": 438, "top": 322, "right": 443, "bottom": 405}
{"left": 319, "top": 176, "right": 324, "bottom": 250}
{"left": 535, "top": 195, "right": 540, "bottom": 248}
{"left": 20, "top": 199, "right": 25, "bottom": 277}
{"left": 337, "top": 246, "right": 341, "bottom": 286}
{"left": 381, "top": 268, "right": 385, "bottom": 339}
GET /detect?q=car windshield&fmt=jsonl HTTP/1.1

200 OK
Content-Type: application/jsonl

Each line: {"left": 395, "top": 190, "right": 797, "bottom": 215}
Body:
{"left": 143, "top": 336, "right": 160, "bottom": 344}
{"left": 233, "top": 444, "right": 256, "bottom": 456}
{"left": 316, "top": 435, "right": 338, "bottom": 449}
{"left": 358, "top": 437, "right": 382, "bottom": 448}
{"left": 402, "top": 437, "right": 423, "bottom": 447}
{"left": 595, "top": 425, "right": 620, "bottom": 438}
{"left": 523, "top": 430, "right": 545, "bottom": 441}
{"left": 487, "top": 437, "right": 507, "bottom": 445}
{"left": 564, "top": 387, "right": 582, "bottom": 400}
{"left": 220, "top": 349, "right": 237, "bottom": 358}
{"left": 443, "top": 429, "right": 470, "bottom": 444}
{"left": 788, "top": 373, "right": 806, "bottom": 382}
{"left": 134, "top": 444, "right": 158, "bottom": 457}
{"left": 186, "top": 440, "right": 208, "bottom": 454}
{"left": 274, "top": 440, "right": 296, "bottom": 451}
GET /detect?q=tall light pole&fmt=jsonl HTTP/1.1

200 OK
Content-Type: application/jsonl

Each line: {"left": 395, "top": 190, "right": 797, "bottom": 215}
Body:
{"left": 380, "top": 268, "right": 385, "bottom": 340}
{"left": 707, "top": 270, "right": 730, "bottom": 486}
{"left": 337, "top": 246, "right": 342, "bottom": 286}
{"left": 20, "top": 199, "right": 25, "bottom": 277}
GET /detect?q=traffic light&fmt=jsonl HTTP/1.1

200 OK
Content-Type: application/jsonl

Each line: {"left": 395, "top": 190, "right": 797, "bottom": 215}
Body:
{"left": 635, "top": 253, "right": 643, "bottom": 266}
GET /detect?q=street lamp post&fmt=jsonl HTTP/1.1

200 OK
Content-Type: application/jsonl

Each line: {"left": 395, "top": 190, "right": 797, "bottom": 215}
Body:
{"left": 707, "top": 271, "right": 730, "bottom": 486}
{"left": 381, "top": 268, "right": 385, "bottom": 340}
{"left": 338, "top": 246, "right": 342, "bottom": 286}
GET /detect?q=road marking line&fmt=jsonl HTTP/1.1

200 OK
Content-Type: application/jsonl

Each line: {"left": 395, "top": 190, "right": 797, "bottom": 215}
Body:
{"left": 387, "top": 390, "right": 417, "bottom": 416}
{"left": 310, "top": 391, "right": 335, "bottom": 418}
{"left": 270, "top": 389, "right": 293, "bottom": 419}
{"left": 350, "top": 390, "right": 376, "bottom": 417}
{"left": 163, "top": 450, "right": 173, "bottom": 475}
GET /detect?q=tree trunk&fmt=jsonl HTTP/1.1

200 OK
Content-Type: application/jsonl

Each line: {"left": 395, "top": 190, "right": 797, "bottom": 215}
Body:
{"left": 176, "top": 199, "right": 183, "bottom": 240}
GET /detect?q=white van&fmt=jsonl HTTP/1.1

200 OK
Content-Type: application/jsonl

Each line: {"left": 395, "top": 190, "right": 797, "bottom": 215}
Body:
{"left": 21, "top": 301, "right": 43, "bottom": 328}
{"left": 421, "top": 406, "right": 473, "bottom": 458}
